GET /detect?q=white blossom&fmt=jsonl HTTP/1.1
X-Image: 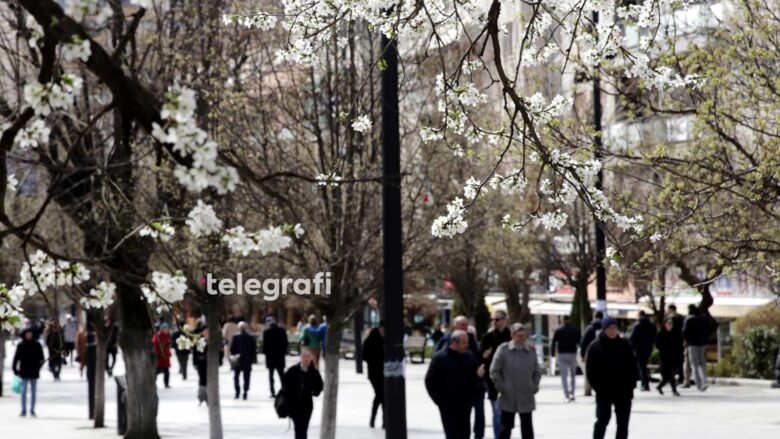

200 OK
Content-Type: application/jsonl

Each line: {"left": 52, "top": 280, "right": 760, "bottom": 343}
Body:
{"left": 18, "top": 250, "right": 90, "bottom": 294}
{"left": 141, "top": 271, "right": 187, "bottom": 312}
{"left": 351, "top": 115, "right": 372, "bottom": 133}
{"left": 61, "top": 37, "right": 92, "bottom": 62}
{"left": 463, "top": 177, "right": 482, "bottom": 200}
{"left": 186, "top": 200, "right": 223, "bottom": 237}
{"left": 293, "top": 223, "right": 305, "bottom": 239}
{"left": 26, "top": 15, "right": 43, "bottom": 48}
{"left": 222, "top": 225, "right": 293, "bottom": 256}
{"left": 81, "top": 281, "right": 116, "bottom": 309}
{"left": 432, "top": 198, "right": 468, "bottom": 238}
{"left": 139, "top": 221, "right": 175, "bottom": 242}
{"left": 536, "top": 210, "right": 568, "bottom": 231}
{"left": 6, "top": 174, "right": 19, "bottom": 192}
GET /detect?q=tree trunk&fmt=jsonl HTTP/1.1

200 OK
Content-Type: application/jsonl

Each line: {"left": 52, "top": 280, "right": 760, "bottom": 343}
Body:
{"left": 519, "top": 271, "right": 532, "bottom": 324}
{"left": 206, "top": 293, "right": 224, "bottom": 439}
{"left": 320, "top": 318, "right": 343, "bottom": 439}
{"left": 93, "top": 310, "right": 109, "bottom": 428}
{"left": 115, "top": 281, "right": 159, "bottom": 439}
{"left": 570, "top": 276, "right": 592, "bottom": 331}
{"left": 0, "top": 331, "right": 5, "bottom": 397}
{"left": 500, "top": 274, "right": 523, "bottom": 324}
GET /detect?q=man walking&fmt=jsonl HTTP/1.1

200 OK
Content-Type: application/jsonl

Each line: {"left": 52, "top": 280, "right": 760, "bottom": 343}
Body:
{"left": 580, "top": 311, "right": 603, "bottom": 396}
{"left": 490, "top": 323, "right": 541, "bottom": 439}
{"left": 683, "top": 305, "right": 710, "bottom": 391}
{"left": 551, "top": 315, "right": 580, "bottom": 401}
{"left": 481, "top": 311, "right": 511, "bottom": 439}
{"left": 230, "top": 321, "right": 257, "bottom": 400}
{"left": 434, "top": 315, "right": 484, "bottom": 439}
{"left": 426, "top": 330, "right": 485, "bottom": 439}
{"left": 665, "top": 305, "right": 685, "bottom": 384}
{"left": 172, "top": 323, "right": 192, "bottom": 380}
{"left": 629, "top": 311, "right": 657, "bottom": 391}
{"left": 586, "top": 316, "right": 637, "bottom": 439}
{"left": 262, "top": 317, "right": 288, "bottom": 397}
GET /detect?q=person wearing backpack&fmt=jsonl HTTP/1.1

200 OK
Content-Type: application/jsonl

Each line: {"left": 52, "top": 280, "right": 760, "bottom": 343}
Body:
{"left": 282, "top": 348, "right": 323, "bottom": 439}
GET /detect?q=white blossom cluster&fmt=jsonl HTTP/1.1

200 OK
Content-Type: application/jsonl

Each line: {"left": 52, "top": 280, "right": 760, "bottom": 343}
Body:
{"left": 139, "top": 221, "right": 175, "bottom": 242}
{"left": 489, "top": 170, "right": 528, "bottom": 195}
{"left": 316, "top": 172, "right": 343, "bottom": 187}
{"left": 18, "top": 250, "right": 91, "bottom": 292}
{"left": 65, "top": 0, "right": 112, "bottom": 24}
{"left": 222, "top": 225, "right": 294, "bottom": 256}
{"left": 61, "top": 36, "right": 92, "bottom": 62}
{"left": 81, "top": 281, "right": 116, "bottom": 309}
{"left": 605, "top": 246, "right": 621, "bottom": 268}
{"left": 351, "top": 115, "right": 372, "bottom": 133}
{"left": 524, "top": 93, "right": 573, "bottom": 126}
{"left": 26, "top": 15, "right": 43, "bottom": 48}
{"left": 431, "top": 197, "right": 468, "bottom": 238}
{"left": 463, "top": 177, "right": 482, "bottom": 200}
{"left": 0, "top": 283, "right": 26, "bottom": 331}
{"left": 141, "top": 271, "right": 187, "bottom": 312}
{"left": 186, "top": 200, "right": 223, "bottom": 237}
{"left": 23, "top": 74, "right": 82, "bottom": 117}
{"left": 535, "top": 210, "right": 568, "bottom": 231}
{"left": 151, "top": 85, "right": 239, "bottom": 194}
{"left": 6, "top": 174, "right": 19, "bottom": 192}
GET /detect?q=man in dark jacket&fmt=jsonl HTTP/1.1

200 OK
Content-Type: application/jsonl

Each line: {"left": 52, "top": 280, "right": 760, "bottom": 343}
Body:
{"left": 629, "top": 311, "right": 657, "bottom": 391}
{"left": 683, "top": 305, "right": 710, "bottom": 391}
{"left": 434, "top": 315, "right": 484, "bottom": 439}
{"left": 586, "top": 316, "right": 637, "bottom": 439}
{"left": 362, "top": 322, "right": 385, "bottom": 428}
{"left": 580, "top": 311, "right": 603, "bottom": 396}
{"left": 552, "top": 314, "right": 581, "bottom": 401}
{"left": 172, "top": 324, "right": 191, "bottom": 381}
{"left": 426, "top": 330, "right": 485, "bottom": 439}
{"left": 283, "top": 348, "right": 324, "bottom": 439}
{"left": 230, "top": 321, "right": 257, "bottom": 400}
{"left": 665, "top": 304, "right": 685, "bottom": 383}
{"left": 262, "top": 318, "right": 289, "bottom": 397}
{"left": 481, "top": 311, "right": 511, "bottom": 439}
{"left": 13, "top": 328, "right": 45, "bottom": 417}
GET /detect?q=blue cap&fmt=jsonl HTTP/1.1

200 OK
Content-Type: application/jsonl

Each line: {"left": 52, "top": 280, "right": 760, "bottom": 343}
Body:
{"left": 601, "top": 316, "right": 617, "bottom": 328}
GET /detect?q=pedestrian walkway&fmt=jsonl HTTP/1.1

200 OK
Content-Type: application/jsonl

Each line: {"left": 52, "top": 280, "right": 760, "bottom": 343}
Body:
{"left": 1, "top": 341, "right": 778, "bottom": 438}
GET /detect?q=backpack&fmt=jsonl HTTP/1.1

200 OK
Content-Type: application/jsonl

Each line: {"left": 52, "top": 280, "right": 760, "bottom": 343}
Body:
{"left": 274, "top": 388, "right": 289, "bottom": 419}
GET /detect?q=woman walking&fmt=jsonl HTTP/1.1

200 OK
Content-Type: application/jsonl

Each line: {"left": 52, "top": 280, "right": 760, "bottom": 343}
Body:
{"left": 13, "top": 328, "right": 45, "bottom": 417}
{"left": 283, "top": 348, "right": 323, "bottom": 439}
{"left": 44, "top": 320, "right": 64, "bottom": 381}
{"left": 655, "top": 317, "right": 680, "bottom": 396}
{"left": 362, "top": 322, "right": 385, "bottom": 428}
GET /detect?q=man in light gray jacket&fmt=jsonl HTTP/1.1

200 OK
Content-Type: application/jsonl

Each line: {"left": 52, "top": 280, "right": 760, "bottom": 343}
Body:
{"left": 490, "top": 323, "right": 541, "bottom": 439}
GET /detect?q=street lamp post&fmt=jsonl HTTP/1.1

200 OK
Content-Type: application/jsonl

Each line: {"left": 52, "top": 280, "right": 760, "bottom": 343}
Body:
{"left": 592, "top": 11, "right": 607, "bottom": 313}
{"left": 380, "top": 33, "right": 408, "bottom": 439}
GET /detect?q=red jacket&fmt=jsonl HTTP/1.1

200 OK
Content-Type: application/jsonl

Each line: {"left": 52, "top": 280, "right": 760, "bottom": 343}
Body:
{"left": 152, "top": 330, "right": 172, "bottom": 369}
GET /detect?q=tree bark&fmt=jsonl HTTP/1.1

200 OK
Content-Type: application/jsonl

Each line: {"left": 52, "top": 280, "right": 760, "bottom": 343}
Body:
{"left": 320, "top": 318, "right": 343, "bottom": 439}
{"left": 570, "top": 275, "right": 592, "bottom": 331}
{"left": 205, "top": 293, "right": 224, "bottom": 439}
{"left": 92, "top": 310, "right": 109, "bottom": 428}
{"left": 0, "top": 331, "right": 5, "bottom": 397}
{"left": 115, "top": 280, "right": 159, "bottom": 439}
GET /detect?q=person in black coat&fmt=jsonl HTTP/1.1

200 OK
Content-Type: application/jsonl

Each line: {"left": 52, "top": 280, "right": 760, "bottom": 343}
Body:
{"left": 665, "top": 304, "right": 686, "bottom": 383}
{"left": 683, "top": 305, "right": 712, "bottom": 391}
{"left": 480, "top": 310, "right": 511, "bottom": 439}
{"left": 426, "top": 330, "right": 485, "bottom": 439}
{"left": 629, "top": 311, "right": 657, "bottom": 391}
{"left": 655, "top": 318, "right": 680, "bottom": 396}
{"left": 172, "top": 324, "right": 191, "bottom": 381}
{"left": 262, "top": 318, "right": 289, "bottom": 397}
{"left": 44, "top": 320, "right": 64, "bottom": 381}
{"left": 282, "top": 348, "right": 324, "bottom": 439}
{"left": 586, "top": 316, "right": 637, "bottom": 439}
{"left": 13, "top": 328, "right": 45, "bottom": 416}
{"left": 434, "top": 316, "right": 485, "bottom": 439}
{"left": 362, "top": 322, "right": 385, "bottom": 428}
{"left": 230, "top": 321, "right": 257, "bottom": 400}
{"left": 551, "top": 314, "right": 581, "bottom": 401}
{"left": 581, "top": 310, "right": 603, "bottom": 396}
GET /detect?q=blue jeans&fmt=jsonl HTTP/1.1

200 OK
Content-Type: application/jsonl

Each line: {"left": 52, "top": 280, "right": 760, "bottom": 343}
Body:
{"left": 490, "top": 399, "right": 501, "bottom": 439}
{"left": 473, "top": 389, "right": 485, "bottom": 438}
{"left": 21, "top": 378, "right": 37, "bottom": 414}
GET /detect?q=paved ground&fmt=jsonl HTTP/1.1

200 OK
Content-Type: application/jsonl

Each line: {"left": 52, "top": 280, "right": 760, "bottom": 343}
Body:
{"left": 2, "top": 341, "right": 779, "bottom": 438}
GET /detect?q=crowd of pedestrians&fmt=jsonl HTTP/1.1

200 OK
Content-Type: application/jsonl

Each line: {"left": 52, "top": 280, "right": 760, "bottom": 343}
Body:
{"left": 5, "top": 303, "right": 719, "bottom": 439}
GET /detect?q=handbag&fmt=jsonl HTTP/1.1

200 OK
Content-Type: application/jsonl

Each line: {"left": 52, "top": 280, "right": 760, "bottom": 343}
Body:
{"left": 274, "top": 388, "right": 289, "bottom": 419}
{"left": 11, "top": 376, "right": 23, "bottom": 394}
{"left": 229, "top": 354, "right": 241, "bottom": 368}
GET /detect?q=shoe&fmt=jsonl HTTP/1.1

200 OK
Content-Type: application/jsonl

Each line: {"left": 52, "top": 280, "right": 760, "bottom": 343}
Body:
{"left": 656, "top": 386, "right": 664, "bottom": 395}
{"left": 242, "top": 393, "right": 247, "bottom": 400}
{"left": 234, "top": 393, "right": 240, "bottom": 399}
{"left": 370, "top": 419, "right": 375, "bottom": 429}
{"left": 673, "top": 391, "right": 681, "bottom": 396}
{"left": 20, "top": 412, "right": 26, "bottom": 417}
{"left": 699, "top": 385, "right": 708, "bottom": 392}
{"left": 569, "top": 396, "right": 575, "bottom": 402}
{"left": 682, "top": 383, "right": 691, "bottom": 388}
{"left": 30, "top": 411, "right": 36, "bottom": 417}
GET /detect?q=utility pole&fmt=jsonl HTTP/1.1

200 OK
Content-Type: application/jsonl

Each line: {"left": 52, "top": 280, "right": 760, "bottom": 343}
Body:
{"left": 380, "top": 33, "right": 408, "bottom": 439}
{"left": 592, "top": 11, "right": 607, "bottom": 314}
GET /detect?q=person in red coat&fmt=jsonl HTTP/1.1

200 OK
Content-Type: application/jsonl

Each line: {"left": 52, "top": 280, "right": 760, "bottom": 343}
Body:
{"left": 152, "top": 323, "right": 172, "bottom": 388}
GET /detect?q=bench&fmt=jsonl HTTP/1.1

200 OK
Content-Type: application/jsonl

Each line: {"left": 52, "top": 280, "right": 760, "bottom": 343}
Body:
{"left": 407, "top": 335, "right": 428, "bottom": 364}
